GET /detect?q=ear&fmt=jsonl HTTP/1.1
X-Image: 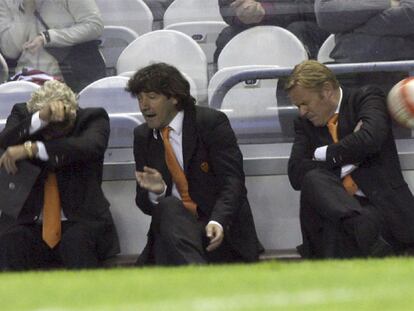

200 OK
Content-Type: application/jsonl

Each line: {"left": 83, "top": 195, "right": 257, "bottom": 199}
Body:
{"left": 321, "top": 81, "right": 334, "bottom": 98}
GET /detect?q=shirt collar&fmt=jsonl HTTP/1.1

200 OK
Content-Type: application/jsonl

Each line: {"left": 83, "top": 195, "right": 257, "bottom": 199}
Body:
{"left": 334, "top": 87, "right": 343, "bottom": 114}
{"left": 153, "top": 111, "right": 184, "bottom": 139}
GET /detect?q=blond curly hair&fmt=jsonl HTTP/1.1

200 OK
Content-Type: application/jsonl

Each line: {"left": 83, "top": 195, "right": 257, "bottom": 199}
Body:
{"left": 27, "top": 80, "right": 78, "bottom": 123}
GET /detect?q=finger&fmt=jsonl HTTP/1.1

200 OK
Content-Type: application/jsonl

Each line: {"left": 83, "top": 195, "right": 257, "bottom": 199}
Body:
{"left": 143, "top": 166, "right": 159, "bottom": 175}
{"left": 230, "top": 0, "right": 244, "bottom": 8}
{"left": 206, "top": 237, "right": 223, "bottom": 252}
{"left": 205, "top": 225, "right": 213, "bottom": 238}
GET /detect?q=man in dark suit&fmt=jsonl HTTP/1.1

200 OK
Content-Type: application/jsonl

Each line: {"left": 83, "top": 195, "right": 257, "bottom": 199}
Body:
{"left": 0, "top": 80, "right": 119, "bottom": 270}
{"left": 285, "top": 60, "right": 414, "bottom": 258}
{"left": 126, "top": 62, "right": 263, "bottom": 265}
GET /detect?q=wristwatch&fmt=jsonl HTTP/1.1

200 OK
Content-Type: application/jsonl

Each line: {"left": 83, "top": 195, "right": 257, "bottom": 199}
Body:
{"left": 24, "top": 141, "right": 34, "bottom": 159}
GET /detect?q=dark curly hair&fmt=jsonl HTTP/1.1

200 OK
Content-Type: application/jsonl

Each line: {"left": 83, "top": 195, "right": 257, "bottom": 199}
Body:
{"left": 126, "top": 62, "right": 196, "bottom": 110}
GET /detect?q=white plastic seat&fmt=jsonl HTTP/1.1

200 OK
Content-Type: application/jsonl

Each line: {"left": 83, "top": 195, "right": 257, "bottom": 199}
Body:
{"left": 95, "top": 0, "right": 153, "bottom": 34}
{"left": 78, "top": 76, "right": 142, "bottom": 122}
{"left": 0, "top": 53, "right": 9, "bottom": 84}
{"left": 163, "top": 0, "right": 224, "bottom": 27}
{"left": 212, "top": 26, "right": 308, "bottom": 142}
{"left": 118, "top": 70, "right": 199, "bottom": 102}
{"left": 317, "top": 34, "right": 335, "bottom": 64}
{"left": 116, "top": 30, "right": 208, "bottom": 104}
{"left": 100, "top": 26, "right": 139, "bottom": 76}
{"left": 164, "top": 21, "right": 228, "bottom": 64}
{"left": 0, "top": 81, "right": 40, "bottom": 130}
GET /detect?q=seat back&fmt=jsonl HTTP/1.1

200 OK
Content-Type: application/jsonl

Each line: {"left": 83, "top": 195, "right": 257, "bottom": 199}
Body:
{"left": 317, "top": 34, "right": 335, "bottom": 64}
{"left": 0, "top": 81, "right": 40, "bottom": 130}
{"left": 78, "top": 76, "right": 142, "bottom": 121}
{"left": 100, "top": 26, "right": 139, "bottom": 76}
{"left": 217, "top": 26, "right": 308, "bottom": 69}
{"left": 212, "top": 26, "right": 307, "bottom": 142}
{"left": 163, "top": 0, "right": 224, "bottom": 27}
{"left": 116, "top": 30, "right": 208, "bottom": 104}
{"left": 95, "top": 0, "right": 153, "bottom": 34}
{"left": 165, "top": 21, "right": 228, "bottom": 64}
{"left": 0, "top": 53, "right": 9, "bottom": 84}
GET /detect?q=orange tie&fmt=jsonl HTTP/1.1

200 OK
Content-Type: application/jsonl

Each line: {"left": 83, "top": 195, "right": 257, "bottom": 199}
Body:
{"left": 42, "top": 173, "right": 62, "bottom": 248}
{"left": 327, "top": 113, "right": 358, "bottom": 196}
{"left": 161, "top": 127, "right": 197, "bottom": 216}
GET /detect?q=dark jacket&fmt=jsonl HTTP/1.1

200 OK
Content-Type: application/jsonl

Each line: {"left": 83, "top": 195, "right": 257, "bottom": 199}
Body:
{"left": 288, "top": 86, "right": 414, "bottom": 244}
{"left": 134, "top": 105, "right": 263, "bottom": 262}
{"left": 0, "top": 103, "right": 120, "bottom": 260}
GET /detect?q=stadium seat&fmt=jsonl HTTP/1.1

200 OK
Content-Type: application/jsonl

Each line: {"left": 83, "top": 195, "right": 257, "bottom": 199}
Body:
{"left": 211, "top": 26, "right": 308, "bottom": 143}
{"left": 95, "top": 0, "right": 153, "bottom": 35}
{"left": 78, "top": 76, "right": 142, "bottom": 122}
{"left": 317, "top": 34, "right": 335, "bottom": 64}
{"left": 100, "top": 26, "right": 139, "bottom": 76}
{"left": 0, "top": 81, "right": 40, "bottom": 130}
{"left": 116, "top": 30, "right": 208, "bottom": 104}
{"left": 163, "top": 0, "right": 224, "bottom": 27}
{"left": 164, "top": 21, "right": 228, "bottom": 64}
{"left": 118, "top": 70, "right": 199, "bottom": 103}
{"left": 0, "top": 53, "right": 8, "bottom": 84}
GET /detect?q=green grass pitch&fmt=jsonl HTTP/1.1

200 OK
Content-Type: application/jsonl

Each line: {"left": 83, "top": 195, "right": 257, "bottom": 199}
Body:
{"left": 0, "top": 257, "right": 413, "bottom": 310}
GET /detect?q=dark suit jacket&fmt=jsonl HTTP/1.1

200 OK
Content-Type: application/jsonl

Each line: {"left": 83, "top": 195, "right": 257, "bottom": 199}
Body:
{"left": 288, "top": 86, "right": 414, "bottom": 244}
{"left": 0, "top": 103, "right": 120, "bottom": 260}
{"left": 134, "top": 105, "right": 263, "bottom": 262}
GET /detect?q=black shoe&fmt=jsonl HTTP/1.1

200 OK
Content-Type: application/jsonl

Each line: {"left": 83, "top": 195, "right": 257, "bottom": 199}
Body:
{"left": 369, "top": 235, "right": 394, "bottom": 258}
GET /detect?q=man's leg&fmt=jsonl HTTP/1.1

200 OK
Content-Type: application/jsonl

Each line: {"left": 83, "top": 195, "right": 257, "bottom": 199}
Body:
{"left": 152, "top": 197, "right": 207, "bottom": 265}
{"left": 0, "top": 224, "right": 52, "bottom": 271}
{"left": 58, "top": 222, "right": 99, "bottom": 269}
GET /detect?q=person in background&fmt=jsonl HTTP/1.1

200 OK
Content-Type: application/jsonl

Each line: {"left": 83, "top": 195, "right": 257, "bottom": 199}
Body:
{"left": 216, "top": 0, "right": 329, "bottom": 61}
{"left": 0, "top": 80, "right": 119, "bottom": 270}
{"left": 126, "top": 62, "right": 263, "bottom": 266}
{"left": 285, "top": 60, "right": 414, "bottom": 258}
{"left": 143, "top": 0, "right": 174, "bottom": 29}
{"left": 0, "top": 0, "right": 105, "bottom": 91}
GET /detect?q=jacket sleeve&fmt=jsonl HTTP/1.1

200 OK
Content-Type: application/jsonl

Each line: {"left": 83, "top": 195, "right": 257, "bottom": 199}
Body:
{"left": 315, "top": 0, "right": 390, "bottom": 33}
{"left": 41, "top": 108, "right": 109, "bottom": 169}
{"left": 0, "top": 104, "right": 34, "bottom": 148}
{"left": 0, "top": 2, "right": 33, "bottom": 58}
{"left": 201, "top": 111, "right": 247, "bottom": 227}
{"left": 133, "top": 125, "right": 154, "bottom": 216}
{"left": 354, "top": 0, "right": 414, "bottom": 36}
{"left": 288, "top": 117, "right": 331, "bottom": 190}
{"left": 46, "top": 0, "right": 103, "bottom": 47}
{"left": 326, "top": 86, "right": 390, "bottom": 168}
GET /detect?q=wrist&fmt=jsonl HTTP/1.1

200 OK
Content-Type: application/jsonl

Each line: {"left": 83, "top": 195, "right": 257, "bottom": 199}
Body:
{"left": 23, "top": 141, "right": 34, "bottom": 159}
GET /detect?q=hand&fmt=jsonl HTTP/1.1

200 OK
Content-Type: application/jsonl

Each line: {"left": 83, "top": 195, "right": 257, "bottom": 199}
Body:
{"left": 205, "top": 222, "right": 224, "bottom": 252}
{"left": 0, "top": 145, "right": 29, "bottom": 174}
{"left": 231, "top": 0, "right": 265, "bottom": 24}
{"left": 391, "top": 0, "right": 400, "bottom": 8}
{"left": 23, "top": 0, "right": 36, "bottom": 14}
{"left": 39, "top": 100, "right": 67, "bottom": 123}
{"left": 23, "top": 35, "right": 45, "bottom": 54}
{"left": 135, "top": 166, "right": 166, "bottom": 194}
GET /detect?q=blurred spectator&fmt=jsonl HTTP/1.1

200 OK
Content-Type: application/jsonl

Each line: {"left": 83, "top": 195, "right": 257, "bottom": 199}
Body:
{"left": 143, "top": 0, "right": 174, "bottom": 29}
{"left": 0, "top": 0, "right": 105, "bottom": 92}
{"left": 315, "top": 0, "right": 414, "bottom": 91}
{"left": 215, "top": 0, "right": 329, "bottom": 61}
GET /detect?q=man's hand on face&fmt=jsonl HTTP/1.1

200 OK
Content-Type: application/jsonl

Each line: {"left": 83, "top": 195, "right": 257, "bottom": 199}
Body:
{"left": 135, "top": 166, "right": 166, "bottom": 194}
{"left": 205, "top": 222, "right": 224, "bottom": 252}
{"left": 231, "top": 0, "right": 265, "bottom": 24}
{"left": 0, "top": 145, "right": 29, "bottom": 174}
{"left": 39, "top": 100, "right": 68, "bottom": 123}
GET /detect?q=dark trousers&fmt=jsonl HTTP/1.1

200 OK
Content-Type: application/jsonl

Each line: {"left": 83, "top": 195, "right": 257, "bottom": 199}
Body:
{"left": 0, "top": 221, "right": 100, "bottom": 271}
{"left": 149, "top": 197, "right": 239, "bottom": 266}
{"left": 298, "top": 169, "right": 389, "bottom": 259}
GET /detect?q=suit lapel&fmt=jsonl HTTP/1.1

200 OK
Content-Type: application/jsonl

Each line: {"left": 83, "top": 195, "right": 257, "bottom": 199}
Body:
{"left": 337, "top": 88, "right": 354, "bottom": 140}
{"left": 182, "top": 106, "right": 198, "bottom": 173}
